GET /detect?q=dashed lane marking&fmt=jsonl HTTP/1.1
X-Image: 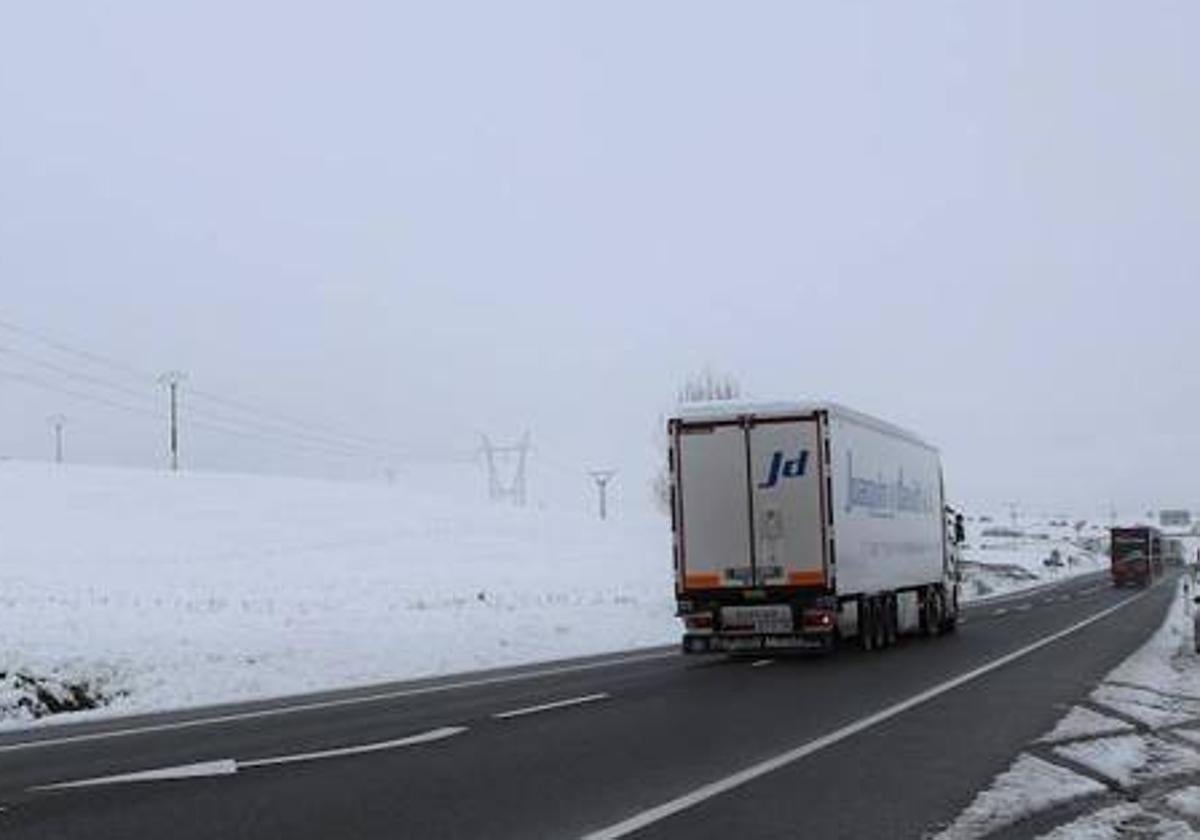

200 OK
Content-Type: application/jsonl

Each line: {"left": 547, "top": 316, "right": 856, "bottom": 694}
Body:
{"left": 750, "top": 660, "right": 773, "bottom": 669}
{"left": 493, "top": 694, "right": 610, "bottom": 720}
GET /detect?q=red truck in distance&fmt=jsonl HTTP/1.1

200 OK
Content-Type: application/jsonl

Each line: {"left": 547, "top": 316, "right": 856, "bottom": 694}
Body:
{"left": 1109, "top": 526, "right": 1163, "bottom": 588}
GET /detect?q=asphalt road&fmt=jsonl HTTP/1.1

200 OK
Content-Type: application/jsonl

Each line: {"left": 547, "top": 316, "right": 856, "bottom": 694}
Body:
{"left": 0, "top": 571, "right": 1178, "bottom": 839}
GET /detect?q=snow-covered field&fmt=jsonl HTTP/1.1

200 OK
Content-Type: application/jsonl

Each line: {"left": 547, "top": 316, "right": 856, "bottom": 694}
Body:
{"left": 0, "top": 461, "right": 675, "bottom": 729}
{"left": 938, "top": 577, "right": 1200, "bottom": 839}
{"left": 0, "top": 460, "right": 1125, "bottom": 730}
{"left": 958, "top": 516, "right": 1112, "bottom": 602}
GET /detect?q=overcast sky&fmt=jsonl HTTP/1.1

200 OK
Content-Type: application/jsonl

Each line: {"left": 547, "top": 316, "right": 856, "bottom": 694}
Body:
{"left": 2, "top": 2, "right": 1197, "bottom": 517}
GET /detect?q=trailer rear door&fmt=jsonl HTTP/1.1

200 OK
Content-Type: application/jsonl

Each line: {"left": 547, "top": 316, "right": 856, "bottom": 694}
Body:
{"left": 748, "top": 419, "right": 826, "bottom": 587}
{"left": 676, "top": 424, "right": 753, "bottom": 589}
{"left": 675, "top": 416, "right": 826, "bottom": 590}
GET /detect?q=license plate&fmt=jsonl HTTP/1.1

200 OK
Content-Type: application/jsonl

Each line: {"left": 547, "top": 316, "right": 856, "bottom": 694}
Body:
{"left": 721, "top": 605, "right": 794, "bottom": 634}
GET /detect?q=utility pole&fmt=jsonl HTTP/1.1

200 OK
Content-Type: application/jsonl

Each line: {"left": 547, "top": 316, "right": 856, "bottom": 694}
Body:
{"left": 479, "top": 432, "right": 531, "bottom": 506}
{"left": 589, "top": 470, "right": 616, "bottom": 521}
{"left": 159, "top": 371, "right": 187, "bottom": 472}
{"left": 46, "top": 414, "right": 67, "bottom": 464}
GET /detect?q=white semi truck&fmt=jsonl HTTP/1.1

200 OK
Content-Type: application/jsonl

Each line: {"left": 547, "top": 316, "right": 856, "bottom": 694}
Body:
{"left": 668, "top": 401, "right": 961, "bottom": 653}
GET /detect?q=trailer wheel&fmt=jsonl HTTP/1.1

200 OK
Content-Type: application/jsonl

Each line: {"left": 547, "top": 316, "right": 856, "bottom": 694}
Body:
{"left": 936, "top": 588, "right": 955, "bottom": 633}
{"left": 859, "top": 598, "right": 875, "bottom": 652}
{"left": 921, "top": 590, "right": 940, "bottom": 638}
{"left": 925, "top": 588, "right": 944, "bottom": 637}
{"left": 884, "top": 595, "right": 898, "bottom": 647}
{"left": 872, "top": 597, "right": 887, "bottom": 651}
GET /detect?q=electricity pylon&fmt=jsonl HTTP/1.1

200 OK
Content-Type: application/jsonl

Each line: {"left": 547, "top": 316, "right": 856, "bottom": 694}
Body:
{"left": 480, "top": 433, "right": 531, "bottom": 506}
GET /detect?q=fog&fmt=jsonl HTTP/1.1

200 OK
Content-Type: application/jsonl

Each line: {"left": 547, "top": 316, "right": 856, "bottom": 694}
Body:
{"left": 2, "top": 2, "right": 1197, "bottom": 518}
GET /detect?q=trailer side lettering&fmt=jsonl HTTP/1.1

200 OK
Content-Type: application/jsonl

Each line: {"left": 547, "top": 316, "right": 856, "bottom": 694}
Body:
{"left": 844, "top": 451, "right": 934, "bottom": 516}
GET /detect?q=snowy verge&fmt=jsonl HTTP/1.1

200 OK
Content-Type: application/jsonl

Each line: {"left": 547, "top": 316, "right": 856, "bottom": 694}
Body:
{"left": 958, "top": 517, "right": 1111, "bottom": 604}
{"left": 933, "top": 754, "right": 1105, "bottom": 840}
{"left": 938, "top": 578, "right": 1200, "bottom": 839}
{"left": 0, "top": 462, "right": 676, "bottom": 730}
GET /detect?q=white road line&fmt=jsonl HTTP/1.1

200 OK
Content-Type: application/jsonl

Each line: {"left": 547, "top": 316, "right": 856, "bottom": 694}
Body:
{"left": 1016, "top": 603, "right": 1033, "bottom": 612}
{"left": 992, "top": 607, "right": 1009, "bottom": 616}
{"left": 580, "top": 590, "right": 1151, "bottom": 840}
{"left": 750, "top": 660, "right": 773, "bottom": 669}
{"left": 241, "top": 726, "right": 466, "bottom": 768}
{"left": 33, "top": 727, "right": 467, "bottom": 792}
{"left": 493, "top": 694, "right": 609, "bottom": 720}
{"left": 35, "top": 760, "right": 239, "bottom": 791}
{"left": 0, "top": 651, "right": 675, "bottom": 755}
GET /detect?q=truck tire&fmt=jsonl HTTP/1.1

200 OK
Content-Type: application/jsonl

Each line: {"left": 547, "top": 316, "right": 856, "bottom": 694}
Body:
{"left": 923, "top": 587, "right": 942, "bottom": 637}
{"left": 884, "top": 594, "right": 898, "bottom": 647}
{"left": 938, "top": 588, "right": 958, "bottom": 634}
{"left": 859, "top": 598, "right": 875, "bottom": 652}
{"left": 872, "top": 597, "right": 887, "bottom": 651}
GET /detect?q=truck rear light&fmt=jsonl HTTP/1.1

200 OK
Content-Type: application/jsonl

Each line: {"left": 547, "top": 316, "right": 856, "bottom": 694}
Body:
{"left": 802, "top": 609, "right": 836, "bottom": 630}
{"left": 684, "top": 613, "right": 713, "bottom": 630}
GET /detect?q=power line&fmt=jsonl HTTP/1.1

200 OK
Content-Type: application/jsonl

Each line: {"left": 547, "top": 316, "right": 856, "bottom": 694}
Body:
{"left": 0, "top": 345, "right": 160, "bottom": 406}
{"left": 0, "top": 326, "right": 475, "bottom": 463}
{"left": 0, "top": 368, "right": 428, "bottom": 464}
{"left": 186, "top": 385, "right": 409, "bottom": 453}
{"left": 0, "top": 367, "right": 163, "bottom": 422}
{"left": 0, "top": 309, "right": 422, "bottom": 453}
{"left": 0, "top": 314, "right": 487, "bottom": 469}
{"left": 0, "top": 316, "right": 157, "bottom": 383}
{"left": 0, "top": 313, "right": 441, "bottom": 458}
{"left": 0, "top": 345, "right": 387, "bottom": 456}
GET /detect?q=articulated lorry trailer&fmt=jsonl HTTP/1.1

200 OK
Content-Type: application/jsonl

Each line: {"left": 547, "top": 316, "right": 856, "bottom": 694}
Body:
{"left": 668, "top": 401, "right": 961, "bottom": 654}
{"left": 1109, "top": 526, "right": 1163, "bottom": 587}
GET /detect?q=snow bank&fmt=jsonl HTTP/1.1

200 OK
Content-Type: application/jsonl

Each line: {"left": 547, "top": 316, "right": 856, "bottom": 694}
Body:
{"left": 934, "top": 754, "right": 1106, "bottom": 840}
{"left": 1165, "top": 786, "right": 1200, "bottom": 821}
{"left": 1036, "top": 706, "right": 1134, "bottom": 744}
{"left": 1036, "top": 803, "right": 1192, "bottom": 840}
{"left": 1053, "top": 734, "right": 1200, "bottom": 788}
{"left": 0, "top": 462, "right": 675, "bottom": 729}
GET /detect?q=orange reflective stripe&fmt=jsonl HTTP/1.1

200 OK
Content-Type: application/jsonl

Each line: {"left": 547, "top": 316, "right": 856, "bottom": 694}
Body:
{"left": 787, "top": 570, "right": 825, "bottom": 586}
{"left": 684, "top": 572, "right": 722, "bottom": 589}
